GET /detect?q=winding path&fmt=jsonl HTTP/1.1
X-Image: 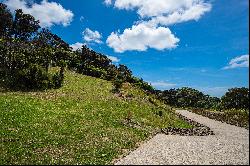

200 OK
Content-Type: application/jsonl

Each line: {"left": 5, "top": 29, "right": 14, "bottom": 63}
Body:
{"left": 115, "top": 110, "right": 249, "bottom": 165}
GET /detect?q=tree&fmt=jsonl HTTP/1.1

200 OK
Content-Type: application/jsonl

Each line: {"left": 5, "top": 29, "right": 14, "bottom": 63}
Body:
{"left": 175, "top": 87, "right": 204, "bottom": 108}
{"left": 221, "top": 87, "right": 249, "bottom": 110}
{"left": 12, "top": 9, "right": 40, "bottom": 40}
{"left": 130, "top": 77, "right": 155, "bottom": 93}
{"left": 0, "top": 4, "right": 66, "bottom": 90}
{"left": 106, "top": 64, "right": 118, "bottom": 81}
{"left": 0, "top": 3, "right": 13, "bottom": 38}
{"left": 34, "top": 29, "right": 70, "bottom": 71}
{"left": 161, "top": 89, "right": 178, "bottom": 106}
{"left": 117, "top": 64, "right": 132, "bottom": 82}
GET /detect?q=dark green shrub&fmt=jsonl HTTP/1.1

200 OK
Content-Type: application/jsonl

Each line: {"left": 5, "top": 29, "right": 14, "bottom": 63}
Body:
{"left": 52, "top": 73, "right": 63, "bottom": 89}
{"left": 105, "top": 65, "right": 118, "bottom": 81}
{"left": 158, "top": 110, "right": 163, "bottom": 117}
{"left": 149, "top": 97, "right": 158, "bottom": 106}
{"left": 112, "top": 78, "right": 123, "bottom": 93}
{"left": 1, "top": 64, "right": 65, "bottom": 90}
{"left": 52, "top": 66, "right": 64, "bottom": 89}
{"left": 221, "top": 87, "right": 249, "bottom": 110}
{"left": 79, "top": 66, "right": 107, "bottom": 79}
{"left": 7, "top": 64, "right": 50, "bottom": 90}
{"left": 130, "top": 77, "right": 155, "bottom": 93}
{"left": 117, "top": 64, "right": 132, "bottom": 82}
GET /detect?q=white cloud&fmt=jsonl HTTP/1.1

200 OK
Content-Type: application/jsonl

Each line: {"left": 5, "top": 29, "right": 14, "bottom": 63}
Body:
{"left": 4, "top": 0, "right": 27, "bottom": 10}
{"left": 223, "top": 54, "right": 249, "bottom": 69}
{"left": 71, "top": 28, "right": 103, "bottom": 50}
{"left": 113, "top": 0, "right": 211, "bottom": 20}
{"left": 80, "top": 16, "right": 84, "bottom": 22}
{"left": 145, "top": 2, "right": 211, "bottom": 27}
{"left": 83, "top": 28, "right": 102, "bottom": 44}
{"left": 105, "top": 0, "right": 211, "bottom": 53}
{"left": 104, "top": 0, "right": 112, "bottom": 6}
{"left": 70, "top": 42, "right": 84, "bottom": 51}
{"left": 150, "top": 81, "right": 177, "bottom": 89}
{"left": 4, "top": 0, "right": 74, "bottom": 28}
{"left": 106, "top": 23, "right": 179, "bottom": 53}
{"left": 107, "top": 56, "right": 120, "bottom": 63}
{"left": 71, "top": 28, "right": 102, "bottom": 49}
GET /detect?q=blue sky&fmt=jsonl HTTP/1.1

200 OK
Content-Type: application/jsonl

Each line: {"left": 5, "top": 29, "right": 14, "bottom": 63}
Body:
{"left": 3, "top": 0, "right": 249, "bottom": 97}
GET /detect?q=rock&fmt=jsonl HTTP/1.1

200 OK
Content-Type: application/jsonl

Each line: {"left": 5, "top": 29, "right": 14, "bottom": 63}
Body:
{"left": 162, "top": 112, "right": 214, "bottom": 136}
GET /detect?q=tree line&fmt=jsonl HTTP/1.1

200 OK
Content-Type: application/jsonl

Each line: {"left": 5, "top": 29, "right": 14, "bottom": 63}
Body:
{"left": 0, "top": 3, "right": 248, "bottom": 111}
{"left": 155, "top": 87, "right": 249, "bottom": 111}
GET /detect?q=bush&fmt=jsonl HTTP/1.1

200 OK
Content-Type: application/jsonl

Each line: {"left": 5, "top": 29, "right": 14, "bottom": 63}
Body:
{"left": 112, "top": 78, "right": 123, "bottom": 93}
{"left": 191, "top": 108, "right": 249, "bottom": 128}
{"left": 1, "top": 64, "right": 64, "bottom": 90}
{"left": 221, "top": 87, "right": 249, "bottom": 110}
{"left": 80, "top": 66, "right": 107, "bottom": 79}
{"left": 6, "top": 64, "right": 50, "bottom": 90}
{"left": 130, "top": 77, "right": 155, "bottom": 93}
{"left": 52, "top": 71, "right": 64, "bottom": 89}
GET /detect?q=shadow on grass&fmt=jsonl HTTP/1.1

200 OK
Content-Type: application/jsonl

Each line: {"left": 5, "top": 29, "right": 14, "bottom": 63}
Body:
{"left": 0, "top": 84, "right": 52, "bottom": 93}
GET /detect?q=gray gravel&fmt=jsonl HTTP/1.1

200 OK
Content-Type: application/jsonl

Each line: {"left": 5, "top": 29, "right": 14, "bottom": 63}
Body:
{"left": 115, "top": 110, "right": 249, "bottom": 165}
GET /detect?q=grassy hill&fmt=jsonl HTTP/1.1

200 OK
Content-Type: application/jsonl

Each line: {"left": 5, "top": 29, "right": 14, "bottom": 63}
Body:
{"left": 0, "top": 69, "right": 192, "bottom": 165}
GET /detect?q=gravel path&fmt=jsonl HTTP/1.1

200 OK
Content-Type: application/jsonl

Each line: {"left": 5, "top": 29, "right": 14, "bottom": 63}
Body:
{"left": 115, "top": 110, "right": 249, "bottom": 165}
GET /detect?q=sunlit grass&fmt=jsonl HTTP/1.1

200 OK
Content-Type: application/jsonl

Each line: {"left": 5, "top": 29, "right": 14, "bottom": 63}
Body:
{"left": 0, "top": 70, "right": 192, "bottom": 164}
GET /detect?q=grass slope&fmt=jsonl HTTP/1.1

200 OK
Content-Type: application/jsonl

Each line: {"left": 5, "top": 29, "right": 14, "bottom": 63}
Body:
{"left": 0, "top": 70, "right": 192, "bottom": 165}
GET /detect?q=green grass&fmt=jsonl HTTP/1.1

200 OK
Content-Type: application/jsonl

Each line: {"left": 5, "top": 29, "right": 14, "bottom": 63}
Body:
{"left": 0, "top": 70, "right": 192, "bottom": 165}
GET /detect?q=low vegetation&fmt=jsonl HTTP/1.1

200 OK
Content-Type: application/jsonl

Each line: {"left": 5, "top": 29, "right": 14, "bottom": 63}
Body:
{"left": 190, "top": 108, "right": 249, "bottom": 128}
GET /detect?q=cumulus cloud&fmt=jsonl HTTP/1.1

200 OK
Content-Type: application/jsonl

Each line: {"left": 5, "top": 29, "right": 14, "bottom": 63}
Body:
{"left": 107, "top": 23, "right": 179, "bottom": 53}
{"left": 113, "top": 0, "right": 211, "bottom": 19}
{"left": 70, "top": 42, "right": 85, "bottom": 51}
{"left": 150, "top": 81, "right": 177, "bottom": 89}
{"left": 223, "top": 54, "right": 249, "bottom": 70}
{"left": 71, "top": 28, "right": 102, "bottom": 49}
{"left": 105, "top": 0, "right": 211, "bottom": 53}
{"left": 107, "top": 56, "right": 120, "bottom": 63}
{"left": 4, "top": 0, "right": 74, "bottom": 28}
{"left": 83, "top": 28, "right": 102, "bottom": 44}
{"left": 144, "top": 2, "right": 211, "bottom": 27}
